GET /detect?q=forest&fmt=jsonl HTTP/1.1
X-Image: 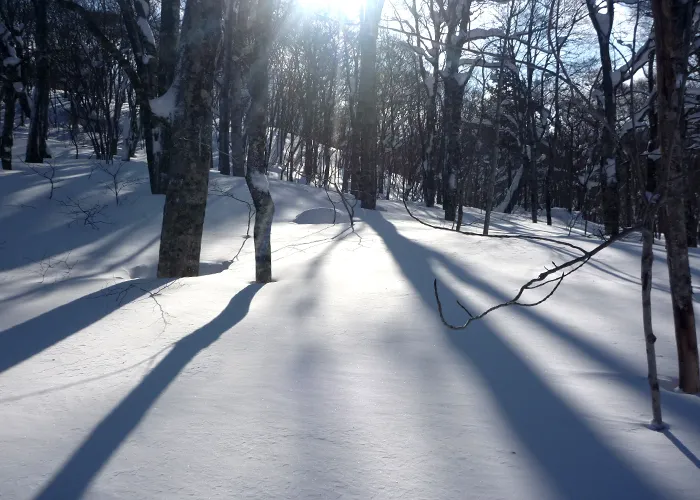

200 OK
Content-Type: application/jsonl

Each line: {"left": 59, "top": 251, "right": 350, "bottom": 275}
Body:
{"left": 2, "top": 0, "right": 700, "bottom": 498}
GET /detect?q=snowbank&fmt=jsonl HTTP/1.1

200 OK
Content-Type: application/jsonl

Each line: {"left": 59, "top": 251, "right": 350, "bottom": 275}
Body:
{"left": 292, "top": 207, "right": 350, "bottom": 225}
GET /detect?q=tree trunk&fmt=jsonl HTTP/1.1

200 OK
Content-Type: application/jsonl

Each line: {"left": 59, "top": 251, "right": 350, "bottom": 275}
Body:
{"left": 652, "top": 0, "right": 700, "bottom": 393}
{"left": 25, "top": 0, "right": 51, "bottom": 163}
{"left": 218, "top": 1, "right": 234, "bottom": 175}
{"left": 355, "top": 0, "right": 385, "bottom": 210}
{"left": 1, "top": 87, "right": 15, "bottom": 171}
{"left": 586, "top": 0, "right": 619, "bottom": 235}
{"left": 244, "top": 0, "right": 275, "bottom": 283}
{"left": 157, "top": 0, "right": 224, "bottom": 278}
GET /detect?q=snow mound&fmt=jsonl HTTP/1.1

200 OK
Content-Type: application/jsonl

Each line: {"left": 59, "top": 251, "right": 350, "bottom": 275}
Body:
{"left": 123, "top": 261, "right": 230, "bottom": 279}
{"left": 293, "top": 207, "right": 350, "bottom": 225}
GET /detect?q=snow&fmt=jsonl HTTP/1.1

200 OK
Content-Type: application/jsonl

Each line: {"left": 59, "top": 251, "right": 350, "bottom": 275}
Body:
{"left": 604, "top": 157, "right": 617, "bottom": 180}
{"left": 463, "top": 28, "right": 504, "bottom": 41}
{"left": 149, "top": 81, "right": 178, "bottom": 120}
{"left": 455, "top": 71, "right": 470, "bottom": 87}
{"left": 495, "top": 165, "right": 523, "bottom": 212}
{"left": 293, "top": 207, "right": 350, "bottom": 224}
{"left": 595, "top": 11, "right": 611, "bottom": 36}
{"left": 3, "top": 55, "right": 19, "bottom": 67}
{"left": 249, "top": 169, "right": 270, "bottom": 193}
{"left": 2, "top": 131, "right": 700, "bottom": 499}
{"left": 423, "top": 74, "right": 435, "bottom": 96}
{"left": 136, "top": 0, "right": 150, "bottom": 17}
{"left": 136, "top": 17, "right": 156, "bottom": 48}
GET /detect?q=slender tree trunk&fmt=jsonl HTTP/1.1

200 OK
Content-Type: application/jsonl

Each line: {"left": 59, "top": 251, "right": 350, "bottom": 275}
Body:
{"left": 1, "top": 87, "right": 15, "bottom": 171}
{"left": 244, "top": 0, "right": 275, "bottom": 282}
{"left": 157, "top": 0, "right": 224, "bottom": 278}
{"left": 483, "top": 52, "right": 506, "bottom": 235}
{"left": 586, "top": 0, "right": 619, "bottom": 235}
{"left": 218, "top": 1, "right": 234, "bottom": 175}
{"left": 652, "top": 0, "right": 700, "bottom": 393}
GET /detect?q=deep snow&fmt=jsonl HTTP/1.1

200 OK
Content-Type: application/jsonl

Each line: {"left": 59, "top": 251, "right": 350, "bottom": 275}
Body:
{"left": 2, "top": 133, "right": 700, "bottom": 499}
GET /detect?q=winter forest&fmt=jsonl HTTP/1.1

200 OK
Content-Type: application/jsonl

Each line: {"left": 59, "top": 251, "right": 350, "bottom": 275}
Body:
{"left": 3, "top": 0, "right": 700, "bottom": 497}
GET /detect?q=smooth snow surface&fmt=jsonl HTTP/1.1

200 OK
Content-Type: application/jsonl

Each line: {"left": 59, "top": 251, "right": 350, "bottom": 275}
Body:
{"left": 293, "top": 207, "right": 350, "bottom": 225}
{"left": 2, "top": 132, "right": 700, "bottom": 499}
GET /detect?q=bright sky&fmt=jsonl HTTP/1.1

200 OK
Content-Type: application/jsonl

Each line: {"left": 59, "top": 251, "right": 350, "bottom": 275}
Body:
{"left": 295, "top": 0, "right": 366, "bottom": 20}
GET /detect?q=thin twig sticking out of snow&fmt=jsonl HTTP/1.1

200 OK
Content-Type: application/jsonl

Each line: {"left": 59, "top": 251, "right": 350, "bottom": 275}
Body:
{"left": 402, "top": 196, "right": 639, "bottom": 329}
{"left": 209, "top": 182, "right": 255, "bottom": 263}
{"left": 96, "top": 279, "right": 181, "bottom": 332}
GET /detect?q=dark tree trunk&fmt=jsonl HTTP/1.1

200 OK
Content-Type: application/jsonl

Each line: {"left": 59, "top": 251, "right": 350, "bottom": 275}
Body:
{"left": 355, "top": 0, "right": 385, "bottom": 210}
{"left": 157, "top": 0, "right": 224, "bottom": 278}
{"left": 243, "top": 0, "right": 275, "bottom": 283}
{"left": 586, "top": 0, "right": 619, "bottom": 235}
{"left": 218, "top": 1, "right": 235, "bottom": 175}
{"left": 1, "top": 87, "right": 16, "bottom": 170}
{"left": 158, "top": 0, "right": 180, "bottom": 95}
{"left": 652, "top": 0, "right": 700, "bottom": 393}
{"left": 26, "top": 0, "right": 51, "bottom": 163}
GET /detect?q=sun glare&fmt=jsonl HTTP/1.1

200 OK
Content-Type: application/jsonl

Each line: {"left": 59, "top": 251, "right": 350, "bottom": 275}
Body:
{"left": 295, "top": 0, "right": 365, "bottom": 20}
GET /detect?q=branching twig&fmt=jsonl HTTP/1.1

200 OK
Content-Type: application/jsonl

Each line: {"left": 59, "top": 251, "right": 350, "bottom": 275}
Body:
{"left": 95, "top": 280, "right": 181, "bottom": 330}
{"left": 209, "top": 182, "right": 255, "bottom": 262}
{"left": 332, "top": 182, "right": 357, "bottom": 231}
{"left": 57, "top": 197, "right": 110, "bottom": 229}
{"left": 26, "top": 159, "right": 58, "bottom": 199}
{"left": 433, "top": 225, "right": 639, "bottom": 329}
{"left": 36, "top": 252, "right": 76, "bottom": 283}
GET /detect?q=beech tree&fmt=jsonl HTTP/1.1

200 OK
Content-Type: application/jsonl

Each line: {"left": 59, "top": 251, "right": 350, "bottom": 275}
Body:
{"left": 156, "top": 0, "right": 224, "bottom": 278}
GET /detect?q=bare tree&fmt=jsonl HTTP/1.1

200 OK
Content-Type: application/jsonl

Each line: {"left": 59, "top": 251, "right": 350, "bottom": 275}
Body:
{"left": 157, "top": 0, "right": 224, "bottom": 278}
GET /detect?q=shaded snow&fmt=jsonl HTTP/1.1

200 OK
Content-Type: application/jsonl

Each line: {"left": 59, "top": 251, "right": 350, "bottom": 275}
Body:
{"left": 2, "top": 130, "right": 700, "bottom": 500}
{"left": 293, "top": 207, "right": 350, "bottom": 224}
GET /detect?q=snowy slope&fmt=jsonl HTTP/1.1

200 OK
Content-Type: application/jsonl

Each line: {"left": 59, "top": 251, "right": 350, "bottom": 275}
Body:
{"left": 2, "top": 135, "right": 700, "bottom": 499}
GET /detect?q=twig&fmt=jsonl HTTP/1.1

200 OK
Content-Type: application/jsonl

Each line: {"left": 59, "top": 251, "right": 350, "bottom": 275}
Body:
{"left": 433, "top": 225, "right": 639, "bottom": 329}
{"left": 57, "top": 197, "right": 110, "bottom": 229}
{"left": 209, "top": 182, "right": 255, "bottom": 262}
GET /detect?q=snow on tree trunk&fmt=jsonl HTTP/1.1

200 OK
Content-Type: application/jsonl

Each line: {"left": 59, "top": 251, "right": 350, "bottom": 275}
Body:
{"left": 157, "top": 0, "right": 224, "bottom": 278}
{"left": 652, "top": 0, "right": 700, "bottom": 393}
{"left": 25, "top": 0, "right": 50, "bottom": 164}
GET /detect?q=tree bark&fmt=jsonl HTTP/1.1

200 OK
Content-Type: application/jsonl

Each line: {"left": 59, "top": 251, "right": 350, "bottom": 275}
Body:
{"left": 1, "top": 86, "right": 16, "bottom": 171}
{"left": 652, "top": 0, "right": 700, "bottom": 393}
{"left": 586, "top": 0, "right": 619, "bottom": 235}
{"left": 244, "top": 0, "right": 275, "bottom": 283}
{"left": 218, "top": 0, "right": 235, "bottom": 175}
{"left": 25, "top": 0, "right": 51, "bottom": 163}
{"left": 355, "top": 0, "right": 385, "bottom": 210}
{"left": 157, "top": 0, "right": 224, "bottom": 278}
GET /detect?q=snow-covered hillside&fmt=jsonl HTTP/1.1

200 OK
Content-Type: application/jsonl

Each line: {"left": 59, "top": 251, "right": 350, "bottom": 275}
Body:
{"left": 2, "top": 135, "right": 700, "bottom": 499}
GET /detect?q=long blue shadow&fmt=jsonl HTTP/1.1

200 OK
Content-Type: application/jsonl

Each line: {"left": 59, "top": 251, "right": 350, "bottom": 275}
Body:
{"left": 365, "top": 212, "right": 665, "bottom": 499}
{"left": 34, "top": 284, "right": 262, "bottom": 499}
{"left": 0, "top": 279, "right": 171, "bottom": 374}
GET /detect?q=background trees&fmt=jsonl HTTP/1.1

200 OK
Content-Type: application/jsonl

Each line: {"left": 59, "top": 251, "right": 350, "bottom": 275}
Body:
{"left": 1, "top": 0, "right": 698, "bottom": 390}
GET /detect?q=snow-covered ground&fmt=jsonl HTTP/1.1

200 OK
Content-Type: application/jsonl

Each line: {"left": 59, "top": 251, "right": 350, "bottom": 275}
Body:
{"left": 2, "top": 133, "right": 700, "bottom": 499}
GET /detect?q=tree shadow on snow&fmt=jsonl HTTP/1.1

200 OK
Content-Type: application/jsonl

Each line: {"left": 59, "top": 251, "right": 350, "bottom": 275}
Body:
{"left": 364, "top": 212, "right": 670, "bottom": 500}
{"left": 33, "top": 283, "right": 262, "bottom": 500}
{"left": 0, "top": 279, "right": 172, "bottom": 375}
